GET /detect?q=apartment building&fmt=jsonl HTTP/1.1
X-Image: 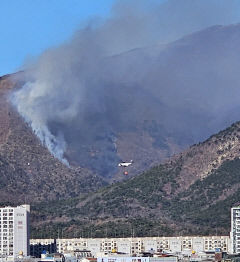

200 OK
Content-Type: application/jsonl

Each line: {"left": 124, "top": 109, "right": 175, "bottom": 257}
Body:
{"left": 204, "top": 236, "right": 228, "bottom": 252}
{"left": 230, "top": 206, "right": 240, "bottom": 253}
{"left": 56, "top": 238, "right": 87, "bottom": 253}
{"left": 31, "top": 236, "right": 230, "bottom": 257}
{"left": 0, "top": 205, "right": 30, "bottom": 258}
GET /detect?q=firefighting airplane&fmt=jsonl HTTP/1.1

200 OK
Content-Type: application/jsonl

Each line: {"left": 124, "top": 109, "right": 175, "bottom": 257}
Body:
{"left": 118, "top": 160, "right": 133, "bottom": 167}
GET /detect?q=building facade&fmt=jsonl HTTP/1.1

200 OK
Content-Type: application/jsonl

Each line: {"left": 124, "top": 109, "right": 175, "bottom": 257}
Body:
{"left": 0, "top": 205, "right": 30, "bottom": 258}
{"left": 230, "top": 206, "right": 240, "bottom": 253}
{"left": 30, "top": 239, "right": 56, "bottom": 258}
{"left": 31, "top": 236, "right": 230, "bottom": 257}
{"left": 98, "top": 257, "right": 177, "bottom": 262}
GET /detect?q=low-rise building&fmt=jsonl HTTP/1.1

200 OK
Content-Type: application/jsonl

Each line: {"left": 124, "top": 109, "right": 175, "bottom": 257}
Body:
{"left": 203, "top": 236, "right": 228, "bottom": 252}
{"left": 32, "top": 236, "right": 230, "bottom": 257}
{"left": 97, "top": 256, "right": 178, "bottom": 262}
{"left": 30, "top": 239, "right": 56, "bottom": 258}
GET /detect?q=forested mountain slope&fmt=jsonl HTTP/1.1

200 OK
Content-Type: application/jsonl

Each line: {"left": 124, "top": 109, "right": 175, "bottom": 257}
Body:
{"left": 31, "top": 122, "right": 240, "bottom": 237}
{"left": 0, "top": 74, "right": 105, "bottom": 203}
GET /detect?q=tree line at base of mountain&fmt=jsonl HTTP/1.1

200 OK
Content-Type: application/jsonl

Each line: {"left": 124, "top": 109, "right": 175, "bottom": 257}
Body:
{"left": 30, "top": 156, "right": 240, "bottom": 238}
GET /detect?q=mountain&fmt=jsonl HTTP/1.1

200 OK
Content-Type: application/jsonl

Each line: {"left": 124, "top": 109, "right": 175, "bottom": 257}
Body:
{"left": 30, "top": 121, "right": 240, "bottom": 237}
{"left": 0, "top": 74, "right": 106, "bottom": 203}
{"left": 2, "top": 23, "right": 240, "bottom": 237}
{"left": 12, "top": 23, "right": 240, "bottom": 181}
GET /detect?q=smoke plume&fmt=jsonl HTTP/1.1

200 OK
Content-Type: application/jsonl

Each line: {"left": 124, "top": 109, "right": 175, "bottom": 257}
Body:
{"left": 11, "top": 0, "right": 240, "bottom": 175}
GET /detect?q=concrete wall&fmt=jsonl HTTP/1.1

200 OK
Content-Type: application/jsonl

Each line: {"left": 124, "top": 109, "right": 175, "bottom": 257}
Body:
{"left": 117, "top": 239, "right": 131, "bottom": 254}
{"left": 13, "top": 205, "right": 29, "bottom": 257}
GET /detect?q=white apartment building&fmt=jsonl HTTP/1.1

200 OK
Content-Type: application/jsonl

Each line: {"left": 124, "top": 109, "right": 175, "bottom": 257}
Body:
{"left": 230, "top": 206, "right": 240, "bottom": 253}
{"left": 204, "top": 236, "right": 228, "bottom": 252}
{"left": 0, "top": 205, "right": 30, "bottom": 259}
{"left": 36, "top": 236, "right": 230, "bottom": 257}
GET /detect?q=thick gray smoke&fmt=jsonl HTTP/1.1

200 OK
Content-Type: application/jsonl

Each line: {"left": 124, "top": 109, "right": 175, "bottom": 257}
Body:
{"left": 11, "top": 0, "right": 240, "bottom": 174}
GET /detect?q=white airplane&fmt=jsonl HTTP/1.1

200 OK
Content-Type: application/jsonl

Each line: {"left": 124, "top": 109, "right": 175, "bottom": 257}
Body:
{"left": 118, "top": 160, "right": 133, "bottom": 167}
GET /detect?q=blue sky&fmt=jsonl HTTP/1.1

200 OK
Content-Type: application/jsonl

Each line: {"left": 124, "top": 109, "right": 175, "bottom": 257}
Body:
{"left": 0, "top": 0, "right": 116, "bottom": 76}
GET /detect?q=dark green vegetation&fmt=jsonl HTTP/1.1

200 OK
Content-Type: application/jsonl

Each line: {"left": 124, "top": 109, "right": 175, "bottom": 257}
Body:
{"left": 30, "top": 128, "right": 240, "bottom": 237}
{"left": 30, "top": 218, "right": 175, "bottom": 239}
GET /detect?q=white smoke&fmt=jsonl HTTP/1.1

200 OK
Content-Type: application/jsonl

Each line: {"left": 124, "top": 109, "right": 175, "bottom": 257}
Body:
{"left": 11, "top": 80, "right": 69, "bottom": 165}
